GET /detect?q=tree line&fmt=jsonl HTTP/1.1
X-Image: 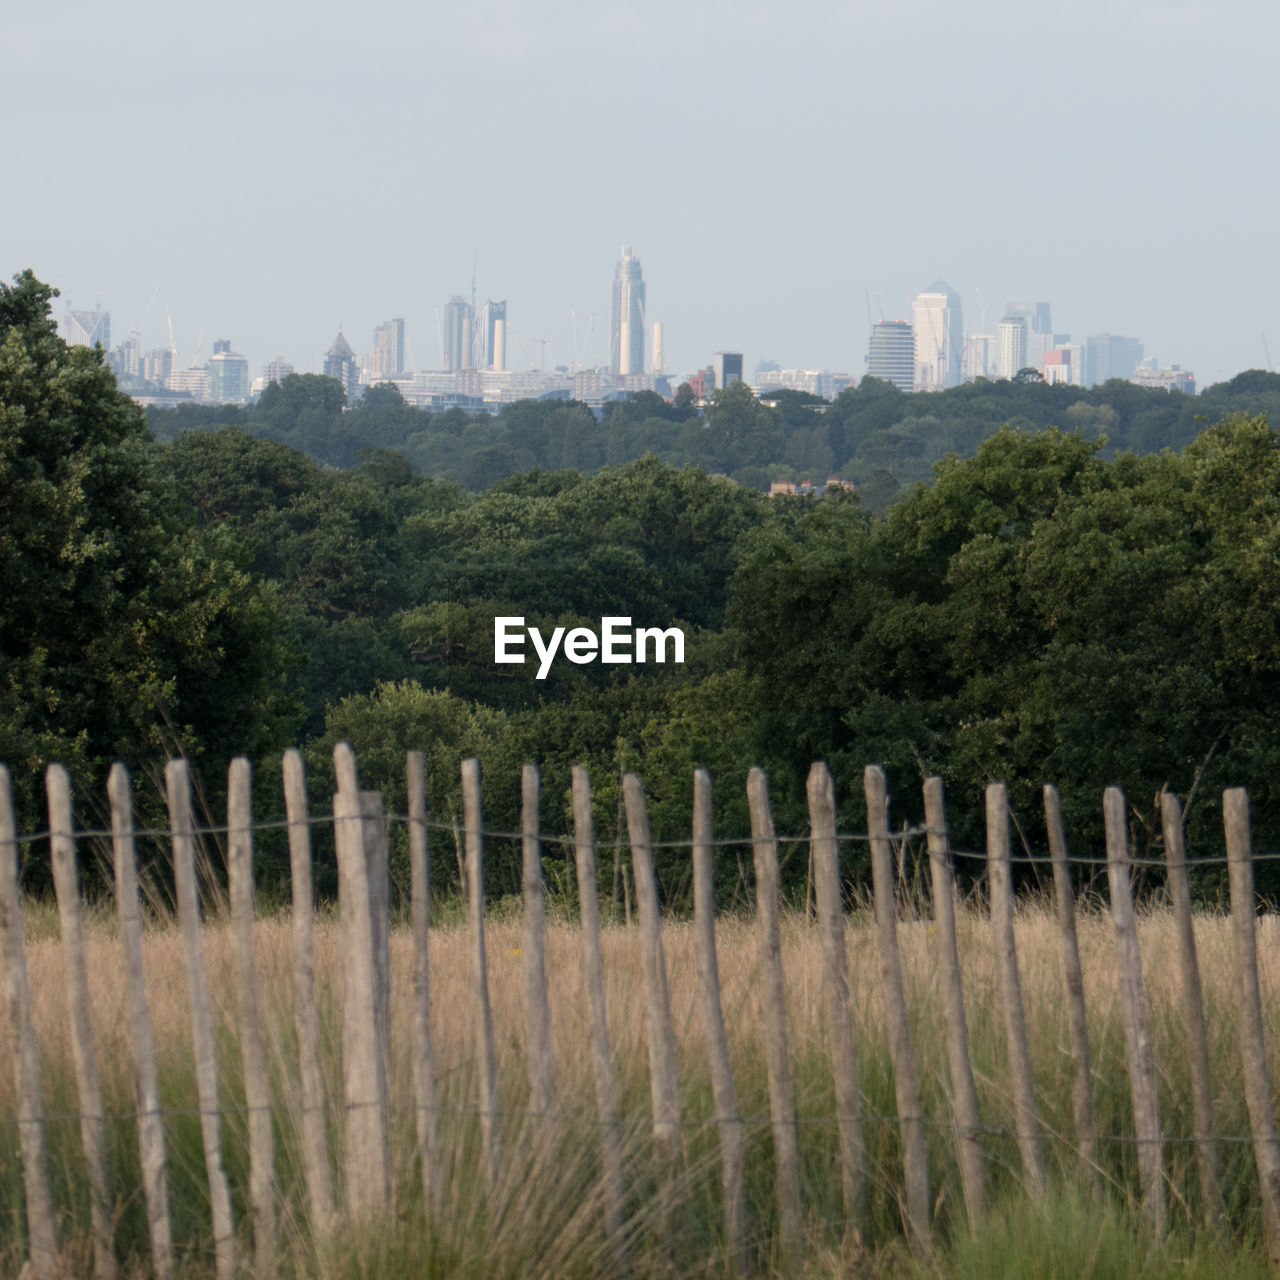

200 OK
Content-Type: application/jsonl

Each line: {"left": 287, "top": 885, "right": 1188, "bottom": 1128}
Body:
{"left": 7, "top": 269, "right": 1280, "bottom": 903}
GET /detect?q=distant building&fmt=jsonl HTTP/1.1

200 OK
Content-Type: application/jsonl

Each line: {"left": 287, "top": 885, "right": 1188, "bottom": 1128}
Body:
{"left": 167, "top": 366, "right": 208, "bottom": 401}
{"left": 1041, "top": 349, "right": 1073, "bottom": 384}
{"left": 208, "top": 342, "right": 250, "bottom": 403}
{"left": 752, "top": 368, "right": 853, "bottom": 399}
{"left": 997, "top": 315, "right": 1028, "bottom": 379}
{"left": 474, "top": 299, "right": 507, "bottom": 371}
{"left": 963, "top": 332, "right": 996, "bottom": 381}
{"left": 1131, "top": 362, "right": 1195, "bottom": 394}
{"left": 142, "top": 348, "right": 173, "bottom": 385}
{"left": 108, "top": 333, "right": 141, "bottom": 379}
{"left": 866, "top": 320, "right": 914, "bottom": 392}
{"left": 261, "top": 357, "right": 294, "bottom": 387}
{"left": 323, "top": 330, "right": 359, "bottom": 399}
{"left": 371, "top": 318, "right": 405, "bottom": 380}
{"left": 912, "top": 280, "right": 963, "bottom": 390}
{"left": 442, "top": 296, "right": 473, "bottom": 371}
{"left": 713, "top": 352, "right": 743, "bottom": 390}
{"left": 64, "top": 307, "right": 110, "bottom": 348}
{"left": 1085, "top": 334, "right": 1144, "bottom": 387}
{"left": 610, "top": 245, "right": 646, "bottom": 375}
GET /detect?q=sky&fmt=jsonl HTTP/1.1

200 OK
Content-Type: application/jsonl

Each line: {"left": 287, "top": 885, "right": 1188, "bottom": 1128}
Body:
{"left": 4, "top": 0, "right": 1277, "bottom": 387}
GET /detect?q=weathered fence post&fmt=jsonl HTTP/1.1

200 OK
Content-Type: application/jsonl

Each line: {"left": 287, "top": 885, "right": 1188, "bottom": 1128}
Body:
{"left": 691, "top": 770, "right": 747, "bottom": 1277}
{"left": 623, "top": 773, "right": 683, "bottom": 1238}
{"left": 985, "top": 782, "right": 1044, "bottom": 1204}
{"left": 747, "top": 767, "right": 803, "bottom": 1274}
{"left": 109, "top": 764, "right": 173, "bottom": 1279}
{"left": 282, "top": 750, "right": 335, "bottom": 1248}
{"left": 165, "top": 758, "right": 237, "bottom": 1280}
{"left": 922, "top": 775, "right": 985, "bottom": 1235}
{"left": 46, "top": 765, "right": 116, "bottom": 1279}
{"left": 1043, "top": 784, "right": 1099, "bottom": 1189}
{"left": 1160, "top": 789, "right": 1221, "bottom": 1224}
{"left": 808, "top": 762, "right": 867, "bottom": 1232}
{"left": 521, "top": 764, "right": 555, "bottom": 1134}
{"left": 571, "top": 766, "right": 625, "bottom": 1251}
{"left": 227, "top": 758, "right": 277, "bottom": 1273}
{"left": 1103, "top": 786, "right": 1164, "bottom": 1233}
{"left": 407, "top": 751, "right": 443, "bottom": 1214}
{"left": 462, "top": 758, "right": 502, "bottom": 1194}
{"left": 0, "top": 765, "right": 57, "bottom": 1278}
{"left": 1223, "top": 787, "right": 1280, "bottom": 1266}
{"left": 333, "top": 743, "right": 390, "bottom": 1220}
{"left": 865, "top": 765, "right": 931, "bottom": 1253}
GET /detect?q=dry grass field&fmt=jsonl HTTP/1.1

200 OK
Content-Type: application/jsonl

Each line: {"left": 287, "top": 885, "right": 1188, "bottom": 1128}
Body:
{"left": 1, "top": 897, "right": 1277, "bottom": 1276}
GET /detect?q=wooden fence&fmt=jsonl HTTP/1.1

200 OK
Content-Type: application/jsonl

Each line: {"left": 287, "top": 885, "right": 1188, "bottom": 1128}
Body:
{"left": 2, "top": 748, "right": 1280, "bottom": 1275}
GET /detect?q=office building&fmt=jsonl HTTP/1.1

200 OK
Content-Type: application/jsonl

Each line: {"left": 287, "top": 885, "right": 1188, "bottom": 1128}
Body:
{"left": 997, "top": 315, "right": 1028, "bottom": 379}
{"left": 324, "top": 330, "right": 359, "bottom": 399}
{"left": 442, "top": 296, "right": 473, "bottom": 371}
{"left": 912, "top": 280, "right": 963, "bottom": 390}
{"left": 1086, "top": 334, "right": 1144, "bottom": 387}
{"left": 261, "top": 357, "right": 294, "bottom": 387}
{"left": 610, "top": 245, "right": 646, "bottom": 375}
{"left": 371, "top": 318, "right": 405, "bottom": 380}
{"left": 866, "top": 320, "right": 915, "bottom": 392}
{"left": 64, "top": 307, "right": 110, "bottom": 348}
{"left": 142, "top": 348, "right": 173, "bottom": 385}
{"left": 475, "top": 299, "right": 507, "bottom": 371}
{"left": 713, "top": 352, "right": 743, "bottom": 389}
{"left": 208, "top": 342, "right": 250, "bottom": 403}
{"left": 1131, "top": 362, "right": 1195, "bottom": 394}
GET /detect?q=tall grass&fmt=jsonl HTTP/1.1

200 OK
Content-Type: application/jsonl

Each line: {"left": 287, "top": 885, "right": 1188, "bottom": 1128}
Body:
{"left": 0, "top": 900, "right": 1275, "bottom": 1275}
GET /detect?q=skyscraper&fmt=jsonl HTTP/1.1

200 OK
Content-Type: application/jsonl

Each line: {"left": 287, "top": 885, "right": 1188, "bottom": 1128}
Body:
{"left": 866, "top": 321, "right": 915, "bottom": 392}
{"left": 912, "top": 280, "right": 963, "bottom": 391}
{"left": 64, "top": 306, "right": 110, "bottom": 348}
{"left": 371, "top": 319, "right": 405, "bottom": 380}
{"left": 323, "top": 330, "right": 359, "bottom": 399}
{"left": 1085, "top": 334, "right": 1144, "bottom": 387}
{"left": 610, "top": 245, "right": 645, "bottom": 375}
{"left": 997, "top": 315, "right": 1028, "bottom": 379}
{"left": 442, "top": 296, "right": 473, "bottom": 371}
{"left": 475, "top": 300, "right": 507, "bottom": 371}
{"left": 208, "top": 343, "right": 250, "bottom": 403}
{"left": 713, "top": 353, "right": 743, "bottom": 389}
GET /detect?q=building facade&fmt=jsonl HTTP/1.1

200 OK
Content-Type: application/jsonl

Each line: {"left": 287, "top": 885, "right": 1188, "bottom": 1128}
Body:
{"left": 912, "top": 280, "right": 963, "bottom": 390}
{"left": 997, "top": 315, "right": 1028, "bottom": 379}
{"left": 866, "top": 320, "right": 915, "bottom": 392}
{"left": 371, "top": 319, "right": 405, "bottom": 380}
{"left": 474, "top": 300, "right": 507, "bottom": 371}
{"left": 64, "top": 307, "right": 110, "bottom": 348}
{"left": 323, "top": 330, "right": 359, "bottom": 399}
{"left": 610, "top": 245, "right": 646, "bottom": 375}
{"left": 442, "top": 296, "right": 473, "bottom": 371}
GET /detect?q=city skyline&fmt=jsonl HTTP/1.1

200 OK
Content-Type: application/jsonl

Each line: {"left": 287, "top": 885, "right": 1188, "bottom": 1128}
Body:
{"left": 9, "top": 1, "right": 1277, "bottom": 390}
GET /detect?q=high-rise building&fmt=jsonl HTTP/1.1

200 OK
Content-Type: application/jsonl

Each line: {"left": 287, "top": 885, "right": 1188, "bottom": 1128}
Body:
{"left": 475, "top": 300, "right": 507, "bottom": 371}
{"left": 208, "top": 343, "right": 250, "bottom": 403}
{"left": 997, "top": 315, "right": 1028, "bottom": 379}
{"left": 866, "top": 320, "right": 915, "bottom": 392}
{"left": 1085, "top": 334, "right": 1144, "bottom": 387}
{"left": 64, "top": 307, "right": 110, "bottom": 348}
{"left": 610, "top": 245, "right": 646, "bottom": 375}
{"left": 442, "top": 296, "right": 473, "bottom": 371}
{"left": 261, "top": 357, "right": 294, "bottom": 387}
{"left": 323, "top": 330, "right": 359, "bottom": 399}
{"left": 713, "top": 352, "right": 743, "bottom": 389}
{"left": 371, "top": 319, "right": 406, "bottom": 380}
{"left": 142, "top": 348, "right": 173, "bottom": 385}
{"left": 912, "top": 280, "right": 963, "bottom": 391}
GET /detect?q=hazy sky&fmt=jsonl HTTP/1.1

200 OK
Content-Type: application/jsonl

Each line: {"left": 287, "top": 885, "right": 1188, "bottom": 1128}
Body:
{"left": 5, "top": 0, "right": 1276, "bottom": 386}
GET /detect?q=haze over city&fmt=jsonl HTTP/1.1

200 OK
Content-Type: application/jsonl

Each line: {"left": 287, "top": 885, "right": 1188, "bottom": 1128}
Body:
{"left": 6, "top": 0, "right": 1276, "bottom": 386}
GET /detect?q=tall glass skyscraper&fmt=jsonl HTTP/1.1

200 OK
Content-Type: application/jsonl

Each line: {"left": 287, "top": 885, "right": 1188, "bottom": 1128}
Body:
{"left": 610, "top": 245, "right": 645, "bottom": 375}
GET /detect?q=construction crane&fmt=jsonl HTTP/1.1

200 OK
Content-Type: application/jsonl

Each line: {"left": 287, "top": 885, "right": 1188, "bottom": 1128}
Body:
{"left": 528, "top": 337, "right": 551, "bottom": 370}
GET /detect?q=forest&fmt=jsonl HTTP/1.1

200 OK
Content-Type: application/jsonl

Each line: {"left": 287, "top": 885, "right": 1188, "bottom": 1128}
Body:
{"left": 8, "top": 269, "right": 1280, "bottom": 902}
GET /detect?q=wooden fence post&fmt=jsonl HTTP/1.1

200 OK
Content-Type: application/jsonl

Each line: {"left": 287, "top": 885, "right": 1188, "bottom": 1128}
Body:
{"left": 227, "top": 758, "right": 276, "bottom": 1273}
{"left": 108, "top": 764, "right": 173, "bottom": 1279}
{"left": 865, "top": 765, "right": 931, "bottom": 1253}
{"left": 1160, "top": 789, "right": 1220, "bottom": 1224}
{"left": 0, "top": 764, "right": 57, "bottom": 1278}
{"left": 333, "top": 743, "right": 390, "bottom": 1220}
{"left": 985, "top": 782, "right": 1044, "bottom": 1204}
{"left": 747, "top": 767, "right": 803, "bottom": 1274}
{"left": 165, "top": 758, "right": 238, "bottom": 1280}
{"left": 1223, "top": 787, "right": 1280, "bottom": 1266}
{"left": 691, "top": 770, "right": 747, "bottom": 1277}
{"left": 281, "top": 750, "right": 335, "bottom": 1247}
{"left": 1103, "top": 787, "right": 1164, "bottom": 1233}
{"left": 808, "top": 762, "right": 867, "bottom": 1231}
{"left": 521, "top": 764, "right": 555, "bottom": 1132}
{"left": 623, "top": 773, "right": 683, "bottom": 1237}
{"left": 407, "top": 751, "right": 443, "bottom": 1214}
{"left": 462, "top": 758, "right": 502, "bottom": 1194}
{"left": 571, "top": 766, "right": 625, "bottom": 1250}
{"left": 1043, "top": 784, "right": 1099, "bottom": 1189}
{"left": 922, "top": 776, "right": 985, "bottom": 1235}
{"left": 46, "top": 765, "right": 115, "bottom": 1279}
